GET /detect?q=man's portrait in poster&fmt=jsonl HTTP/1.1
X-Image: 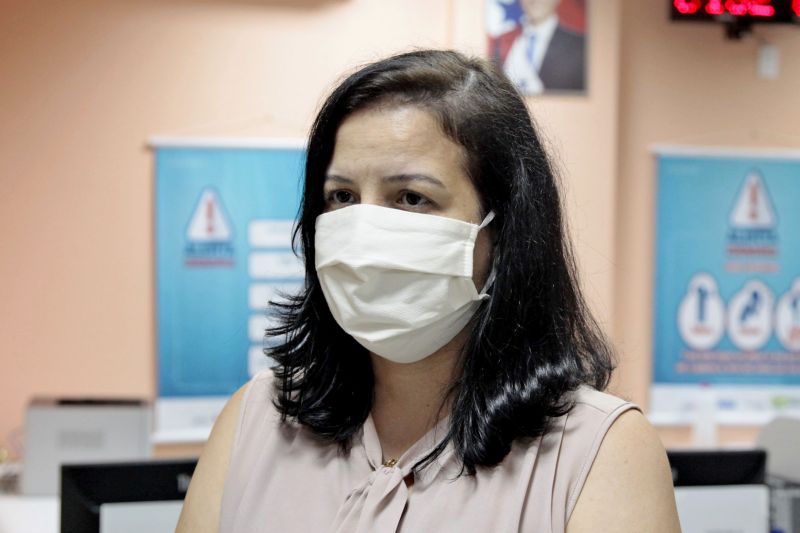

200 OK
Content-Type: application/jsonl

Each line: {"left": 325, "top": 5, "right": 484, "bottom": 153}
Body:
{"left": 487, "top": 0, "right": 587, "bottom": 95}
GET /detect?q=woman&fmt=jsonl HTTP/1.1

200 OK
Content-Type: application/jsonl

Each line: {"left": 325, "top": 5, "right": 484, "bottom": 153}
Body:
{"left": 178, "top": 50, "right": 680, "bottom": 532}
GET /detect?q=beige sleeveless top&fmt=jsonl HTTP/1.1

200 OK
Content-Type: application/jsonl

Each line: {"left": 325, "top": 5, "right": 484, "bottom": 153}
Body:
{"left": 219, "top": 370, "right": 639, "bottom": 533}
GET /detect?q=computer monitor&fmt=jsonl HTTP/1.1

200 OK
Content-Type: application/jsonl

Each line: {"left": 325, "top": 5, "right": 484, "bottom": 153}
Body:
{"left": 60, "top": 459, "right": 197, "bottom": 533}
{"left": 667, "top": 449, "right": 769, "bottom": 533}
{"left": 668, "top": 449, "right": 767, "bottom": 486}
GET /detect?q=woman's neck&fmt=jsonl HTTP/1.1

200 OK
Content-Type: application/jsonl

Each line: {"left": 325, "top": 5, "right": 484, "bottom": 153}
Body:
{"left": 369, "top": 330, "right": 466, "bottom": 462}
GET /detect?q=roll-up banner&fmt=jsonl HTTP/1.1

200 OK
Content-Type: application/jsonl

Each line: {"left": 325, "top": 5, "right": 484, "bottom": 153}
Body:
{"left": 151, "top": 138, "right": 305, "bottom": 442}
{"left": 652, "top": 145, "right": 800, "bottom": 425}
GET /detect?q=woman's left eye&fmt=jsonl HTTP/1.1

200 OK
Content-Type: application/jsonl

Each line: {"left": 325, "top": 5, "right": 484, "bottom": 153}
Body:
{"left": 398, "top": 191, "right": 430, "bottom": 207}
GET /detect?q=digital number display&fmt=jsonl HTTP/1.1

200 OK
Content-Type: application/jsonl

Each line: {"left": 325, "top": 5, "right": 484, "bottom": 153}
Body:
{"left": 672, "top": 0, "right": 800, "bottom": 21}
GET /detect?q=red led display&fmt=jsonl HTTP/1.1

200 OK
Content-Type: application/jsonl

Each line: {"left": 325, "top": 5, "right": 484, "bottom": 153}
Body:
{"left": 707, "top": 0, "right": 725, "bottom": 13}
{"left": 737, "top": 0, "right": 776, "bottom": 16}
{"left": 674, "top": 0, "right": 702, "bottom": 13}
{"left": 672, "top": 0, "right": 800, "bottom": 20}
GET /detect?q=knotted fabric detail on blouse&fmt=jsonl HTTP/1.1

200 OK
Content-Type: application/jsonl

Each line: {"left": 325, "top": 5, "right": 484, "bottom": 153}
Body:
{"left": 329, "top": 412, "right": 453, "bottom": 533}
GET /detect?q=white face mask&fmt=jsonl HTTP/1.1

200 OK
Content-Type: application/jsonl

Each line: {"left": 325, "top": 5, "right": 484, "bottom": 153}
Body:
{"left": 314, "top": 204, "right": 495, "bottom": 364}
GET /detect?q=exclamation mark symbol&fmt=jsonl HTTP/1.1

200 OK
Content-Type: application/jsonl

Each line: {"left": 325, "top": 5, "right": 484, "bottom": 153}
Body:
{"left": 748, "top": 180, "right": 759, "bottom": 221}
{"left": 206, "top": 197, "right": 215, "bottom": 236}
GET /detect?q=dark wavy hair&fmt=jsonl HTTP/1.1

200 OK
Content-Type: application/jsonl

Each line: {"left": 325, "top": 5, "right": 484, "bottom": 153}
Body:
{"left": 268, "top": 49, "right": 614, "bottom": 475}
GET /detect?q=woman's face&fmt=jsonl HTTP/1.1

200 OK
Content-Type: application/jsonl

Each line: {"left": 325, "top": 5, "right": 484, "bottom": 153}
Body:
{"left": 324, "top": 104, "right": 493, "bottom": 291}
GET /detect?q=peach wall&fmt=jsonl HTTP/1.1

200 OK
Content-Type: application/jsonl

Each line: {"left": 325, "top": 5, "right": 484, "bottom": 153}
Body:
{"left": 615, "top": 0, "right": 800, "bottom": 448}
{"left": 453, "top": 0, "right": 622, "bottom": 329}
{"left": 0, "top": 0, "right": 621, "bottom": 457}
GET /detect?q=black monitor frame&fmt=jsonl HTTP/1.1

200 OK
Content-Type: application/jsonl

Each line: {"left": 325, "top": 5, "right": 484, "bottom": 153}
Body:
{"left": 667, "top": 449, "right": 766, "bottom": 487}
{"left": 60, "top": 458, "right": 197, "bottom": 533}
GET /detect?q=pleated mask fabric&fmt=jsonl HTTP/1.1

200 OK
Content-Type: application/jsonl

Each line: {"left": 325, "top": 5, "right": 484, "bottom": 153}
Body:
{"left": 314, "top": 204, "right": 494, "bottom": 363}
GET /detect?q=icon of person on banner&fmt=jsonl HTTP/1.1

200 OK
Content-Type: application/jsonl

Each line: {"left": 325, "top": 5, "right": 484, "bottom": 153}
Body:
{"left": 677, "top": 273, "right": 726, "bottom": 351}
{"left": 727, "top": 280, "right": 774, "bottom": 352}
{"left": 487, "top": 0, "right": 587, "bottom": 95}
{"left": 775, "top": 279, "right": 800, "bottom": 352}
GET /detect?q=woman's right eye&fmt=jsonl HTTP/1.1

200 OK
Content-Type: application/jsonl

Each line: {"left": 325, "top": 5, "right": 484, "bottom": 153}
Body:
{"left": 326, "top": 190, "right": 355, "bottom": 205}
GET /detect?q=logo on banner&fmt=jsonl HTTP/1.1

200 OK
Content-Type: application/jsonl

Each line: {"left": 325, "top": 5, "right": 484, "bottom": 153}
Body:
{"left": 184, "top": 188, "right": 235, "bottom": 267}
{"left": 726, "top": 171, "right": 778, "bottom": 258}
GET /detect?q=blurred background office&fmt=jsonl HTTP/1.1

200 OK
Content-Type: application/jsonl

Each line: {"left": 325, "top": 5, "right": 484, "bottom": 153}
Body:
{"left": 1, "top": 0, "right": 800, "bottom": 532}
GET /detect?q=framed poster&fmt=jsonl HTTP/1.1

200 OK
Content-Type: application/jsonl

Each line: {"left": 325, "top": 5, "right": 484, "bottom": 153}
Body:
{"left": 651, "top": 145, "right": 800, "bottom": 425}
{"left": 487, "top": 0, "right": 588, "bottom": 95}
{"left": 151, "top": 138, "right": 305, "bottom": 442}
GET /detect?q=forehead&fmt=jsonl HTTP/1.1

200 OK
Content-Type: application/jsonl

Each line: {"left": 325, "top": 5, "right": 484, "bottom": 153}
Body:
{"left": 327, "top": 105, "right": 468, "bottom": 182}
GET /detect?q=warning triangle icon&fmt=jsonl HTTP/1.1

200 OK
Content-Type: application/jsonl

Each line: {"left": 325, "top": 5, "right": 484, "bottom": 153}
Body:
{"left": 186, "top": 189, "right": 232, "bottom": 241}
{"left": 729, "top": 171, "right": 776, "bottom": 229}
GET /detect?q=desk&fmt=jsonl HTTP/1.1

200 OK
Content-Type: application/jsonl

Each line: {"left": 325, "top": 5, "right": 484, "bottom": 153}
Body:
{"left": 0, "top": 495, "right": 182, "bottom": 533}
{"left": 0, "top": 495, "right": 58, "bottom": 533}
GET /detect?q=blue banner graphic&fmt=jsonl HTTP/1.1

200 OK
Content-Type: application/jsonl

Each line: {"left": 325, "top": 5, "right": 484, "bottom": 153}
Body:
{"left": 155, "top": 143, "right": 305, "bottom": 400}
{"left": 654, "top": 149, "right": 800, "bottom": 389}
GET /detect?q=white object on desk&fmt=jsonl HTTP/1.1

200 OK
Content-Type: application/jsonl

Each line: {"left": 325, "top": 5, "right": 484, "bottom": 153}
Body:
{"left": 100, "top": 501, "right": 183, "bottom": 533}
{"left": 22, "top": 398, "right": 151, "bottom": 495}
{"left": 674, "top": 485, "right": 769, "bottom": 533}
{"left": 757, "top": 416, "right": 800, "bottom": 482}
{"left": 0, "top": 495, "right": 58, "bottom": 533}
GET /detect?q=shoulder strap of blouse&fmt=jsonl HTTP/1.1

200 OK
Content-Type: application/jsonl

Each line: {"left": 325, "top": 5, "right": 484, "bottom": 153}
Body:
{"left": 230, "top": 368, "right": 276, "bottom": 453}
{"left": 554, "top": 386, "right": 641, "bottom": 531}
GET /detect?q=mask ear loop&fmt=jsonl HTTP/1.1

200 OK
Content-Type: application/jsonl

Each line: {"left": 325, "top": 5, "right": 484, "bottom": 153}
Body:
{"left": 476, "top": 211, "right": 497, "bottom": 296}
{"left": 478, "top": 211, "right": 495, "bottom": 230}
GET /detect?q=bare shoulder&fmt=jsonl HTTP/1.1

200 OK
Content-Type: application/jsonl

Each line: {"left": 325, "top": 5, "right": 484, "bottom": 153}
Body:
{"left": 566, "top": 409, "right": 682, "bottom": 533}
{"left": 175, "top": 382, "right": 249, "bottom": 533}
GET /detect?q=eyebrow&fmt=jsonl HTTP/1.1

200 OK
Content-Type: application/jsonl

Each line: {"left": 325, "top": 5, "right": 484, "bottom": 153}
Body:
{"left": 324, "top": 173, "right": 446, "bottom": 189}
